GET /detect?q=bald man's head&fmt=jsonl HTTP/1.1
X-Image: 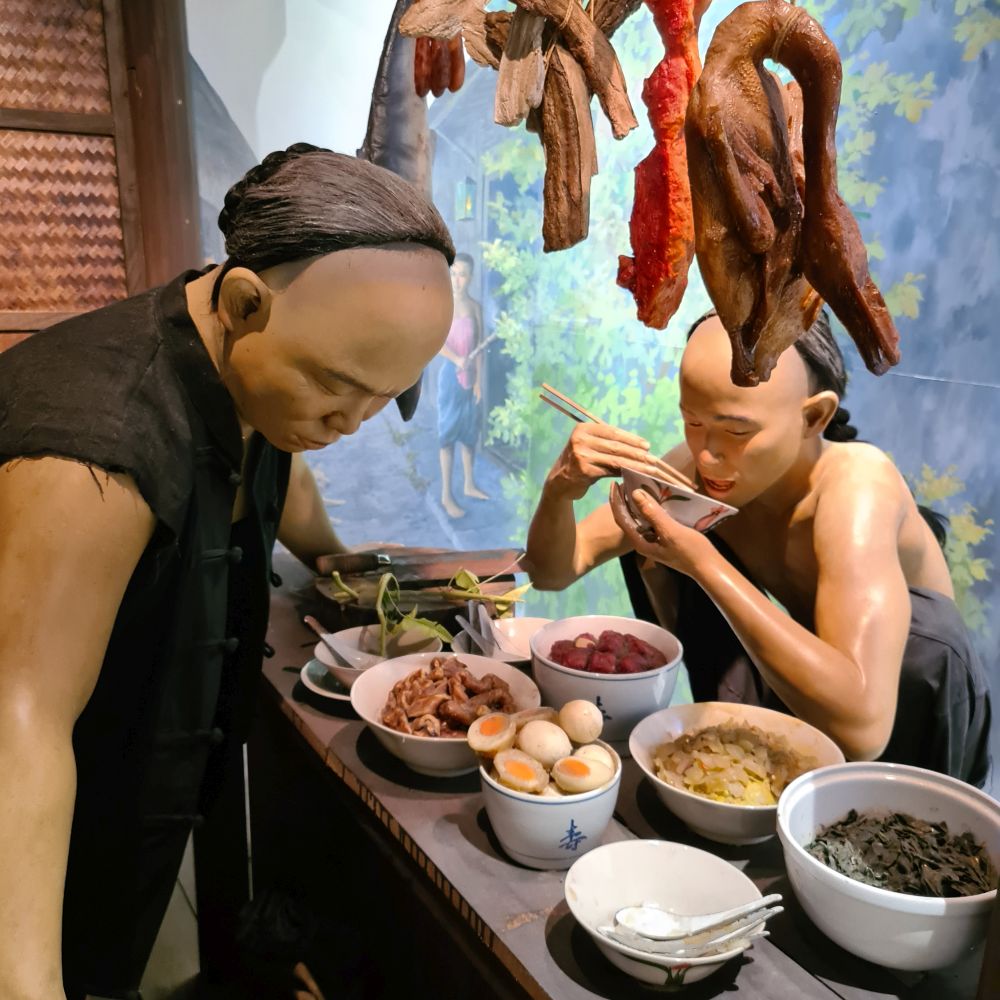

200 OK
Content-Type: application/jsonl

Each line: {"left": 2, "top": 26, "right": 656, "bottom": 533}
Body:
{"left": 678, "top": 316, "right": 838, "bottom": 507}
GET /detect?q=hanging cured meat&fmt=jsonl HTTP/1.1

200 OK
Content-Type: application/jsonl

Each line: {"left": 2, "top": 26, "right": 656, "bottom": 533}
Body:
{"left": 686, "top": 0, "right": 900, "bottom": 385}
{"left": 400, "top": 0, "right": 641, "bottom": 251}
{"left": 617, "top": 0, "right": 712, "bottom": 329}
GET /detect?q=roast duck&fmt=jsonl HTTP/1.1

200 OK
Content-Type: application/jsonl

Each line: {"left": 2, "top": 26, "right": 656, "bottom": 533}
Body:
{"left": 387, "top": 0, "right": 900, "bottom": 384}
{"left": 686, "top": 0, "right": 901, "bottom": 385}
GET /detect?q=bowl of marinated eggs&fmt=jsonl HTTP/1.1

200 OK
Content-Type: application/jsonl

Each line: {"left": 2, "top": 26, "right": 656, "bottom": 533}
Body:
{"left": 630, "top": 702, "right": 844, "bottom": 845}
{"left": 529, "top": 615, "right": 682, "bottom": 742}
{"left": 474, "top": 700, "right": 622, "bottom": 869}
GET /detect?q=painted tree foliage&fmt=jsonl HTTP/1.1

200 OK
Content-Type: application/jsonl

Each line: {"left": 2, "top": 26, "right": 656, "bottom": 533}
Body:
{"left": 481, "top": 1, "right": 995, "bottom": 631}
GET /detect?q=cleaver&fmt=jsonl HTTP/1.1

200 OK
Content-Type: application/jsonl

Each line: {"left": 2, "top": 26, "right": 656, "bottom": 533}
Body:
{"left": 316, "top": 548, "right": 524, "bottom": 586}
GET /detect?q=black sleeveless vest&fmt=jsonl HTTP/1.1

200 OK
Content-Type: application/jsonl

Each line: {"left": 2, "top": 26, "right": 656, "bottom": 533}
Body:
{"left": 0, "top": 272, "right": 290, "bottom": 997}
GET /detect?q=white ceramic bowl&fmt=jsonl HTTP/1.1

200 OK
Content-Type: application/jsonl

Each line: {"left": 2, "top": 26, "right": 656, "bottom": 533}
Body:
{"left": 349, "top": 651, "right": 540, "bottom": 777}
{"left": 630, "top": 702, "right": 844, "bottom": 845}
{"left": 565, "top": 839, "right": 763, "bottom": 988}
{"left": 777, "top": 761, "right": 1000, "bottom": 970}
{"left": 529, "top": 616, "right": 682, "bottom": 741}
{"left": 621, "top": 468, "right": 737, "bottom": 532}
{"left": 479, "top": 740, "right": 621, "bottom": 870}
{"left": 314, "top": 626, "right": 443, "bottom": 687}
{"left": 451, "top": 616, "right": 553, "bottom": 664}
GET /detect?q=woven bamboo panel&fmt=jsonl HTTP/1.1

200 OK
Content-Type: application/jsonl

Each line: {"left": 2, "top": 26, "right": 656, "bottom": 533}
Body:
{"left": 0, "top": 0, "right": 110, "bottom": 114}
{"left": 0, "top": 129, "right": 127, "bottom": 311}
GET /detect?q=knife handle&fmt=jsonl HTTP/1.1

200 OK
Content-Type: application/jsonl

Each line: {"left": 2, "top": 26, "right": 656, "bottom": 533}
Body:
{"left": 316, "top": 552, "right": 391, "bottom": 576}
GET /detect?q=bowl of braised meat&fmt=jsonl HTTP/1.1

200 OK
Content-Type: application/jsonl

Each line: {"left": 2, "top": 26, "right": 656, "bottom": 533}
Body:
{"left": 349, "top": 652, "right": 541, "bottom": 777}
{"left": 529, "top": 616, "right": 682, "bottom": 742}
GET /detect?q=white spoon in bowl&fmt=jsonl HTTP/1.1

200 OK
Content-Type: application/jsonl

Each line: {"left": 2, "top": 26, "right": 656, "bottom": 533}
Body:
{"left": 303, "top": 616, "right": 383, "bottom": 671}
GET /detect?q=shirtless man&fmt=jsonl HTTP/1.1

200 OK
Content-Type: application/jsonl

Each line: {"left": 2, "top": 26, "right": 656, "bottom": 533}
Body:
{"left": 525, "top": 312, "right": 990, "bottom": 784}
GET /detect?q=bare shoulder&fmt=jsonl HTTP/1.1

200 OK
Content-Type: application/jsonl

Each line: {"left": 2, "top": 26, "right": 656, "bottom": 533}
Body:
{"left": 0, "top": 455, "right": 155, "bottom": 555}
{"left": 812, "top": 443, "right": 908, "bottom": 537}
{"left": 817, "top": 442, "right": 905, "bottom": 493}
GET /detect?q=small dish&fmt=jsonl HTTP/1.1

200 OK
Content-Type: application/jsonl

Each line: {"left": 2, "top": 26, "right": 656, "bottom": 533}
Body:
{"left": 452, "top": 615, "right": 553, "bottom": 663}
{"left": 314, "top": 626, "right": 443, "bottom": 689}
{"left": 621, "top": 468, "right": 737, "bottom": 533}
{"left": 299, "top": 658, "right": 351, "bottom": 702}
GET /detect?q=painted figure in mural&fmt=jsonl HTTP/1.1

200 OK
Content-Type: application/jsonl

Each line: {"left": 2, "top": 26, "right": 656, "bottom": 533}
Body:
{"left": 525, "top": 310, "right": 991, "bottom": 788}
{"left": 0, "top": 144, "right": 454, "bottom": 1000}
{"left": 437, "top": 251, "right": 491, "bottom": 519}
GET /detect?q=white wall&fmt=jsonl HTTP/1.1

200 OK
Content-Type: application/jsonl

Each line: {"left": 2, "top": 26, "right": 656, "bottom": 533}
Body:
{"left": 185, "top": 0, "right": 397, "bottom": 158}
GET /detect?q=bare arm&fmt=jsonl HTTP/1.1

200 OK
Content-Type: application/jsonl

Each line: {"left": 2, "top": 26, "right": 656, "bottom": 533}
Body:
{"left": 611, "top": 459, "right": 911, "bottom": 760}
{"left": 277, "top": 452, "right": 347, "bottom": 571}
{"left": 524, "top": 427, "right": 693, "bottom": 590}
{"left": 0, "top": 457, "right": 155, "bottom": 999}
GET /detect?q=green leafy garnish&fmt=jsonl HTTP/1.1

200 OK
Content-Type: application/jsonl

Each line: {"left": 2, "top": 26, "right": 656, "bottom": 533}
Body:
{"left": 375, "top": 572, "right": 453, "bottom": 656}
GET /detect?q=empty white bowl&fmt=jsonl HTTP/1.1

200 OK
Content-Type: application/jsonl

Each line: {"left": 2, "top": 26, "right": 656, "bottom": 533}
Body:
{"left": 451, "top": 616, "right": 553, "bottom": 663}
{"left": 565, "top": 839, "right": 763, "bottom": 988}
{"left": 479, "top": 740, "right": 621, "bottom": 870}
{"left": 630, "top": 702, "right": 844, "bottom": 845}
{"left": 777, "top": 761, "right": 1000, "bottom": 970}
{"left": 621, "top": 468, "right": 737, "bottom": 532}
{"left": 349, "top": 652, "right": 540, "bottom": 777}
{"left": 314, "top": 625, "right": 443, "bottom": 688}
{"left": 529, "top": 615, "right": 682, "bottom": 741}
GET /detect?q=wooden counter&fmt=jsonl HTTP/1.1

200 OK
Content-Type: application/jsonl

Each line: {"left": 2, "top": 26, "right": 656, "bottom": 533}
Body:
{"left": 214, "top": 555, "right": 983, "bottom": 999}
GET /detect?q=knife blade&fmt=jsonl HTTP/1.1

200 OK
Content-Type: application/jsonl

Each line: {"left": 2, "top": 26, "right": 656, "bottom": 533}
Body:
{"left": 317, "top": 548, "right": 523, "bottom": 582}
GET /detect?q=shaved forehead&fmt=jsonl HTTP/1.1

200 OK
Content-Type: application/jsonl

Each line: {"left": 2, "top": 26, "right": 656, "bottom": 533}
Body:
{"left": 681, "top": 316, "right": 811, "bottom": 409}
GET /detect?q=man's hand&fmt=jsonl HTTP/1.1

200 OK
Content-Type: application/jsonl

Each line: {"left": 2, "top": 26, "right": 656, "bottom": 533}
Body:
{"left": 543, "top": 424, "right": 693, "bottom": 503}
{"left": 609, "top": 482, "right": 717, "bottom": 578}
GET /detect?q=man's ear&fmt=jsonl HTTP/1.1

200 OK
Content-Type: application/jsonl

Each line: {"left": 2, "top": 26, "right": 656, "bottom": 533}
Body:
{"left": 216, "top": 267, "right": 272, "bottom": 337}
{"left": 802, "top": 390, "right": 839, "bottom": 439}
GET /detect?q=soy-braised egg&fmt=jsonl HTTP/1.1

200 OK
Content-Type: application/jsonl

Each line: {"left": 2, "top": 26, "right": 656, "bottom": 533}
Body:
{"left": 467, "top": 712, "right": 517, "bottom": 756}
{"left": 493, "top": 748, "right": 549, "bottom": 794}
{"left": 551, "top": 754, "right": 614, "bottom": 794}
{"left": 558, "top": 700, "right": 604, "bottom": 744}
{"left": 516, "top": 720, "right": 572, "bottom": 770}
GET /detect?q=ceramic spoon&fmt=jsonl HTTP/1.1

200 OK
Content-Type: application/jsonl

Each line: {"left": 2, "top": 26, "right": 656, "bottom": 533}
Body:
{"left": 614, "top": 894, "right": 783, "bottom": 942}
{"left": 303, "top": 616, "right": 383, "bottom": 671}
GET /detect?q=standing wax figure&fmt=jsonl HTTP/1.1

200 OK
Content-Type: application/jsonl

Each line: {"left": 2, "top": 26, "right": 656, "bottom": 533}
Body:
{"left": 524, "top": 311, "right": 991, "bottom": 786}
{"left": 0, "top": 144, "right": 456, "bottom": 999}
{"left": 437, "top": 252, "right": 490, "bottom": 519}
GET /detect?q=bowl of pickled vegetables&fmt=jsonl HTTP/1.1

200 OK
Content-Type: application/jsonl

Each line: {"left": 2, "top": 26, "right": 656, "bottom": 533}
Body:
{"left": 630, "top": 702, "right": 844, "bottom": 844}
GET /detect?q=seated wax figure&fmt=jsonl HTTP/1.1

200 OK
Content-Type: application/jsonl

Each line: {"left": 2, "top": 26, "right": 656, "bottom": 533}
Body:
{"left": 524, "top": 311, "right": 991, "bottom": 787}
{"left": 0, "top": 144, "right": 455, "bottom": 1000}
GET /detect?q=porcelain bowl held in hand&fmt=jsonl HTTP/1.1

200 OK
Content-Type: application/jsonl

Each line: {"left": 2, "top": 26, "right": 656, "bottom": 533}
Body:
{"left": 621, "top": 468, "right": 737, "bottom": 533}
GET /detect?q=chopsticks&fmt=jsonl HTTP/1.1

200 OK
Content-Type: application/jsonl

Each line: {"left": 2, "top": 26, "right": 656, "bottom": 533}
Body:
{"left": 538, "top": 382, "right": 699, "bottom": 491}
{"left": 539, "top": 383, "right": 605, "bottom": 424}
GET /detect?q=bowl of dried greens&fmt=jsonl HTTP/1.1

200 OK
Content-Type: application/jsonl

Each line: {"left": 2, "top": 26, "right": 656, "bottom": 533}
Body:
{"left": 777, "top": 761, "right": 1000, "bottom": 970}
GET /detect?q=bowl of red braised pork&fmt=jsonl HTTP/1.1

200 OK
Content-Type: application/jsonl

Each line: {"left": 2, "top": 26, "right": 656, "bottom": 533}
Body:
{"left": 529, "top": 616, "right": 682, "bottom": 741}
